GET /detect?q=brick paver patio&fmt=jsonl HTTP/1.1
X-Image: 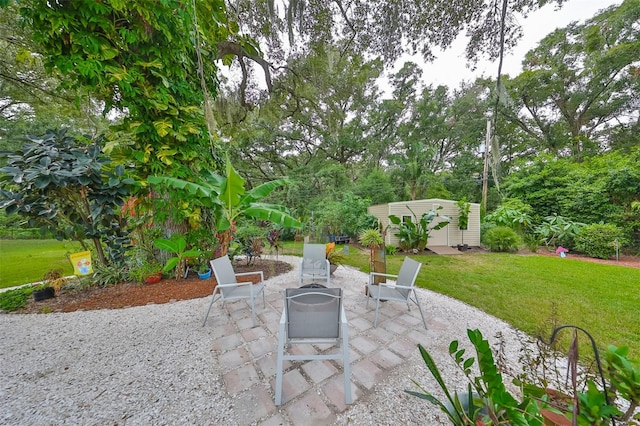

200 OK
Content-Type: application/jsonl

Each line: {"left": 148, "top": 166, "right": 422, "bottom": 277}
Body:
{"left": 203, "top": 255, "right": 435, "bottom": 424}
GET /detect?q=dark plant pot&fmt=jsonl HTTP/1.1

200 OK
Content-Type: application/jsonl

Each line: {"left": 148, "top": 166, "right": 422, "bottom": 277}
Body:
{"left": 457, "top": 244, "right": 469, "bottom": 251}
{"left": 330, "top": 264, "right": 338, "bottom": 275}
{"left": 144, "top": 272, "right": 162, "bottom": 284}
{"left": 198, "top": 269, "right": 212, "bottom": 280}
{"left": 33, "top": 286, "right": 55, "bottom": 301}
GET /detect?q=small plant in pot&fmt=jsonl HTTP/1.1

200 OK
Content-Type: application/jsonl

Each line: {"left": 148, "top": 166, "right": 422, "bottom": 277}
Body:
{"left": 33, "top": 269, "right": 66, "bottom": 301}
{"left": 456, "top": 197, "right": 470, "bottom": 251}
{"left": 129, "top": 260, "right": 164, "bottom": 284}
{"left": 153, "top": 234, "right": 201, "bottom": 280}
{"left": 325, "top": 242, "right": 346, "bottom": 275}
{"left": 197, "top": 257, "right": 212, "bottom": 280}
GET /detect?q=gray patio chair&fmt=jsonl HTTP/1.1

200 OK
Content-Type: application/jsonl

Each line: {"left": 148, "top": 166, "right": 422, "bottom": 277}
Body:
{"left": 366, "top": 256, "right": 427, "bottom": 329}
{"left": 202, "top": 255, "right": 266, "bottom": 327}
{"left": 275, "top": 288, "right": 352, "bottom": 406}
{"left": 298, "top": 243, "right": 330, "bottom": 286}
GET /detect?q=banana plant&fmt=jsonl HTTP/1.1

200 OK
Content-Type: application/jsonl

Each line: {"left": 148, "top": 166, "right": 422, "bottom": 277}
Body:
{"left": 389, "top": 205, "right": 450, "bottom": 251}
{"left": 149, "top": 156, "right": 301, "bottom": 256}
{"left": 153, "top": 235, "right": 201, "bottom": 280}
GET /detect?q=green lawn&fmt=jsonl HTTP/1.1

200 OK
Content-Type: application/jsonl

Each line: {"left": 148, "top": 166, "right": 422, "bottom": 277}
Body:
{"left": 0, "top": 239, "right": 85, "bottom": 288}
{"left": 297, "top": 243, "right": 640, "bottom": 357}
{"left": 3, "top": 239, "right": 639, "bottom": 357}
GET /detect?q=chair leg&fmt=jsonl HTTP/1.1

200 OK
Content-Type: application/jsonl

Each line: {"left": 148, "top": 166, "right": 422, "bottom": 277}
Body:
{"left": 373, "top": 295, "right": 381, "bottom": 328}
{"left": 275, "top": 327, "right": 286, "bottom": 405}
{"left": 250, "top": 296, "right": 257, "bottom": 327}
{"left": 412, "top": 290, "right": 428, "bottom": 330}
{"left": 202, "top": 293, "right": 219, "bottom": 327}
{"left": 342, "top": 320, "right": 352, "bottom": 404}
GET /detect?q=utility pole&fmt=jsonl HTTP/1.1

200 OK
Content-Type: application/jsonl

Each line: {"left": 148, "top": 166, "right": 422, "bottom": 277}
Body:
{"left": 482, "top": 119, "right": 491, "bottom": 214}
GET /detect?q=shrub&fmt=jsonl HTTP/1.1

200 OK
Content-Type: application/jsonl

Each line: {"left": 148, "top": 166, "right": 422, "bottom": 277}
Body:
{"left": 0, "top": 285, "right": 37, "bottom": 311}
{"left": 575, "top": 223, "right": 626, "bottom": 259}
{"left": 535, "top": 214, "right": 585, "bottom": 249}
{"left": 483, "top": 226, "right": 520, "bottom": 252}
{"left": 385, "top": 245, "right": 398, "bottom": 255}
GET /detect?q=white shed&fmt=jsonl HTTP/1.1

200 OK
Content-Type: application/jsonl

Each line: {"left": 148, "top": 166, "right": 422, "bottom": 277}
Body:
{"left": 368, "top": 198, "right": 481, "bottom": 248}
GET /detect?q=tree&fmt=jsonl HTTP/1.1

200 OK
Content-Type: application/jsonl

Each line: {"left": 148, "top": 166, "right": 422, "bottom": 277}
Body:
{"left": 0, "top": 130, "right": 134, "bottom": 265}
{"left": 503, "top": 0, "right": 640, "bottom": 160}
{"left": 148, "top": 155, "right": 301, "bottom": 256}
{"left": 15, "top": 0, "right": 239, "bottom": 178}
{"left": 231, "top": 0, "right": 565, "bottom": 75}
{"left": 0, "top": 3, "right": 106, "bottom": 148}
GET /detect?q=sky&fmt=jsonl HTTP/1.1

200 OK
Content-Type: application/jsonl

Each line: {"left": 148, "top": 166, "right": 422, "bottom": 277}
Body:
{"left": 395, "top": 0, "right": 622, "bottom": 89}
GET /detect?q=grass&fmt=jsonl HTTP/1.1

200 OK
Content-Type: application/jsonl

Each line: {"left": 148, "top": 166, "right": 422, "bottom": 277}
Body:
{"left": 281, "top": 242, "right": 640, "bottom": 357}
{"left": 3, "top": 239, "right": 639, "bottom": 357}
{"left": 0, "top": 239, "right": 85, "bottom": 289}
{"left": 412, "top": 253, "right": 640, "bottom": 356}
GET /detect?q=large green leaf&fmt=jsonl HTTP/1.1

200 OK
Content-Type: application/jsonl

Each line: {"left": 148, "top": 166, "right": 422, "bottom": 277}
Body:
{"left": 244, "top": 204, "right": 302, "bottom": 228}
{"left": 241, "top": 178, "right": 290, "bottom": 204}
{"left": 148, "top": 176, "right": 215, "bottom": 198}
{"left": 219, "top": 159, "right": 245, "bottom": 209}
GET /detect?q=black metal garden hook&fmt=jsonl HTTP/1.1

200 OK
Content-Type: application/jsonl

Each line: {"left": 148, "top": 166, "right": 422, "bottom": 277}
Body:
{"left": 538, "top": 325, "right": 616, "bottom": 426}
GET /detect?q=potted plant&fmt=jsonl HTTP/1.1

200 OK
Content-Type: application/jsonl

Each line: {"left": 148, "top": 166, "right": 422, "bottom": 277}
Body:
{"left": 129, "top": 260, "right": 164, "bottom": 284}
{"left": 197, "top": 256, "right": 212, "bottom": 280}
{"left": 456, "top": 197, "right": 471, "bottom": 251}
{"left": 359, "top": 229, "right": 385, "bottom": 294}
{"left": 33, "top": 269, "right": 65, "bottom": 301}
{"left": 153, "top": 234, "right": 201, "bottom": 280}
{"left": 325, "top": 242, "right": 346, "bottom": 275}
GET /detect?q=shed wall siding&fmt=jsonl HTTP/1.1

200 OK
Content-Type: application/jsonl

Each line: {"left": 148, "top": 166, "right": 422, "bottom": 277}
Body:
{"left": 368, "top": 199, "right": 481, "bottom": 248}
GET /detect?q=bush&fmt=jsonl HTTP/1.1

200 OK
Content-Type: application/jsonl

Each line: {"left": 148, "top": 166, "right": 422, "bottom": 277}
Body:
{"left": 0, "top": 286, "right": 37, "bottom": 311}
{"left": 483, "top": 226, "right": 520, "bottom": 252}
{"left": 385, "top": 245, "right": 398, "bottom": 255}
{"left": 575, "top": 223, "right": 626, "bottom": 259}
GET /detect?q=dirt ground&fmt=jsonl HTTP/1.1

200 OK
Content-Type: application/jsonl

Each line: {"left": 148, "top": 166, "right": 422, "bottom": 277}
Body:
{"left": 18, "top": 259, "right": 292, "bottom": 314}
{"left": 15, "top": 249, "right": 638, "bottom": 314}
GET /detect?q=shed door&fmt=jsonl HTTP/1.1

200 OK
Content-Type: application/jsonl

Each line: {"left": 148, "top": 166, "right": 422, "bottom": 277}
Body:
{"left": 428, "top": 218, "right": 449, "bottom": 246}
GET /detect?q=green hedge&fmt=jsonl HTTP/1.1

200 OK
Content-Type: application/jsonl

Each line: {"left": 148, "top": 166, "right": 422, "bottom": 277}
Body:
{"left": 574, "top": 223, "right": 625, "bottom": 259}
{"left": 0, "top": 228, "right": 53, "bottom": 239}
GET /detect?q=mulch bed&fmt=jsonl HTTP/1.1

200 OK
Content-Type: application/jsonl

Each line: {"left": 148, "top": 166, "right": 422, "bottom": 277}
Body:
{"left": 17, "top": 259, "right": 292, "bottom": 314}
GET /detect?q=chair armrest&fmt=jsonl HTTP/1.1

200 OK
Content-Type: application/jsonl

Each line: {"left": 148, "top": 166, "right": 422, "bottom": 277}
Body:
{"left": 369, "top": 272, "right": 398, "bottom": 278}
{"left": 217, "top": 281, "right": 257, "bottom": 289}
{"left": 368, "top": 272, "right": 398, "bottom": 285}
{"left": 378, "top": 282, "right": 413, "bottom": 290}
{"left": 235, "top": 271, "right": 265, "bottom": 281}
{"left": 279, "top": 309, "right": 286, "bottom": 326}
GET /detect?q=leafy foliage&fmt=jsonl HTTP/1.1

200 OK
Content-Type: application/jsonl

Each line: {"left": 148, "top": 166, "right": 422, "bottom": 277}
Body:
{"left": 389, "top": 206, "right": 450, "bottom": 251}
{"left": 535, "top": 214, "right": 585, "bottom": 249}
{"left": 502, "top": 1, "right": 640, "bottom": 159}
{"left": 483, "top": 199, "right": 533, "bottom": 233}
{"left": 0, "top": 285, "right": 38, "bottom": 311}
{"left": 574, "top": 223, "right": 626, "bottom": 260}
{"left": 409, "top": 328, "right": 640, "bottom": 425}
{"left": 407, "top": 329, "right": 543, "bottom": 425}
{"left": 482, "top": 226, "right": 520, "bottom": 253}
{"left": 148, "top": 155, "right": 301, "bottom": 255}
{"left": 153, "top": 235, "right": 201, "bottom": 280}
{"left": 17, "top": 0, "right": 235, "bottom": 179}
{"left": 603, "top": 345, "right": 640, "bottom": 422}
{"left": 0, "top": 130, "right": 134, "bottom": 265}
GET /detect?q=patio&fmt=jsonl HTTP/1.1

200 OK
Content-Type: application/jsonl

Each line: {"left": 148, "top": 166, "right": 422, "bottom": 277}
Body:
{"left": 203, "top": 255, "right": 521, "bottom": 424}
{"left": 1, "top": 255, "right": 525, "bottom": 425}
